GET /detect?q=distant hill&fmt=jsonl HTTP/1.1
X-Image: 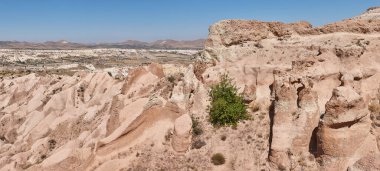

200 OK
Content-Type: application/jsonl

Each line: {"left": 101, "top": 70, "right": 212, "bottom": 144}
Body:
{"left": 0, "top": 39, "right": 206, "bottom": 50}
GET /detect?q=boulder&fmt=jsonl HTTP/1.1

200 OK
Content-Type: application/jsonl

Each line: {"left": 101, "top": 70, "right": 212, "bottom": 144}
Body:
{"left": 172, "top": 114, "right": 192, "bottom": 152}
{"left": 317, "top": 85, "right": 377, "bottom": 170}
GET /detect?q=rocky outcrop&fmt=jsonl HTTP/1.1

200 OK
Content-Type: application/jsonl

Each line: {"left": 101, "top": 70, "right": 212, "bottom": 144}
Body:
{"left": 206, "top": 7, "right": 380, "bottom": 52}
{"left": 204, "top": 8, "right": 380, "bottom": 64}
{"left": 3, "top": 6, "right": 380, "bottom": 171}
{"left": 206, "top": 20, "right": 312, "bottom": 48}
{"left": 170, "top": 64, "right": 200, "bottom": 110}
{"left": 0, "top": 63, "right": 193, "bottom": 170}
{"left": 317, "top": 83, "right": 378, "bottom": 170}
{"left": 354, "top": 7, "right": 380, "bottom": 20}
{"left": 172, "top": 114, "right": 192, "bottom": 152}
{"left": 201, "top": 7, "right": 380, "bottom": 171}
{"left": 269, "top": 72, "right": 320, "bottom": 170}
{"left": 369, "top": 88, "right": 380, "bottom": 158}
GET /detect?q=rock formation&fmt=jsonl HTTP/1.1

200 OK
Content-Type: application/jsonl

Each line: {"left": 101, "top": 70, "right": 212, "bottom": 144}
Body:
{"left": 200, "top": 7, "right": 380, "bottom": 171}
{"left": 269, "top": 72, "right": 320, "bottom": 170}
{"left": 1, "top": 7, "right": 380, "bottom": 171}
{"left": 317, "top": 84, "right": 377, "bottom": 170}
{"left": 172, "top": 114, "right": 192, "bottom": 152}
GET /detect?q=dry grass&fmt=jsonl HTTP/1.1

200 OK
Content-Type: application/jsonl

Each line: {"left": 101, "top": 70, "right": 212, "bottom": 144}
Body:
{"left": 368, "top": 101, "right": 380, "bottom": 114}
{"left": 193, "top": 60, "right": 208, "bottom": 81}
{"left": 191, "top": 116, "right": 203, "bottom": 136}
{"left": 369, "top": 99, "right": 380, "bottom": 127}
{"left": 249, "top": 102, "right": 261, "bottom": 112}
{"left": 248, "top": 100, "right": 263, "bottom": 113}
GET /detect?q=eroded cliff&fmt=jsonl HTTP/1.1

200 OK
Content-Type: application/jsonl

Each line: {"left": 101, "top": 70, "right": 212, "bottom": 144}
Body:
{"left": 1, "top": 7, "right": 380, "bottom": 171}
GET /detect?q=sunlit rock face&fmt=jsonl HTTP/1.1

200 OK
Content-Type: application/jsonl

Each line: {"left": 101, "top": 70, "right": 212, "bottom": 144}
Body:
{"left": 2, "top": 7, "right": 380, "bottom": 171}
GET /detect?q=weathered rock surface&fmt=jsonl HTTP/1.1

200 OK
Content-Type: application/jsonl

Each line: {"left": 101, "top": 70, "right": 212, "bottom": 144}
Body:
{"left": 172, "top": 114, "right": 192, "bottom": 152}
{"left": 317, "top": 85, "right": 377, "bottom": 170}
{"left": 200, "top": 7, "right": 380, "bottom": 171}
{"left": 269, "top": 72, "right": 320, "bottom": 170}
{"left": 351, "top": 153, "right": 380, "bottom": 171}
{"left": 2, "top": 7, "right": 380, "bottom": 171}
{"left": 0, "top": 63, "right": 194, "bottom": 170}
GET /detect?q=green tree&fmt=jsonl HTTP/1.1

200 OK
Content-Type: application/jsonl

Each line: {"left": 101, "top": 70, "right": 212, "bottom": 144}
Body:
{"left": 209, "top": 74, "right": 248, "bottom": 126}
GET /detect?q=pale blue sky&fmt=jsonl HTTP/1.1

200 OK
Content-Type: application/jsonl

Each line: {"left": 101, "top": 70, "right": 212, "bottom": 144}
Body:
{"left": 0, "top": 0, "right": 378, "bottom": 43}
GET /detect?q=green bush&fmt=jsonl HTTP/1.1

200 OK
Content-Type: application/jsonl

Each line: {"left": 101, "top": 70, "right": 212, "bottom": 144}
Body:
{"left": 209, "top": 74, "right": 248, "bottom": 126}
{"left": 211, "top": 153, "right": 226, "bottom": 165}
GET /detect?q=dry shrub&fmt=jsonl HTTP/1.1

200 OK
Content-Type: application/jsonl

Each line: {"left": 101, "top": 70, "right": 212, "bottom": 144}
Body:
{"left": 211, "top": 153, "right": 225, "bottom": 165}
{"left": 368, "top": 101, "right": 380, "bottom": 114}
{"left": 249, "top": 101, "right": 260, "bottom": 112}
{"left": 193, "top": 61, "right": 208, "bottom": 81}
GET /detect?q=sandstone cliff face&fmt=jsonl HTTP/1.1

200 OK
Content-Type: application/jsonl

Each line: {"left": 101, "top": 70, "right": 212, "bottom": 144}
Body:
{"left": 0, "top": 62, "right": 273, "bottom": 170}
{"left": 205, "top": 7, "right": 380, "bottom": 51}
{"left": 200, "top": 7, "right": 380, "bottom": 171}
{"left": 2, "top": 7, "right": 380, "bottom": 171}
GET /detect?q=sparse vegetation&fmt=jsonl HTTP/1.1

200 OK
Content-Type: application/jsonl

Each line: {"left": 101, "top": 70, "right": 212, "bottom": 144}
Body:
{"left": 298, "top": 157, "right": 307, "bottom": 167}
{"left": 231, "top": 124, "right": 238, "bottom": 130}
{"left": 249, "top": 101, "right": 260, "bottom": 112}
{"left": 20, "top": 163, "right": 32, "bottom": 170}
{"left": 254, "top": 42, "right": 264, "bottom": 48}
{"left": 211, "top": 153, "right": 225, "bottom": 165}
{"left": 164, "top": 129, "right": 172, "bottom": 141}
{"left": 192, "top": 140, "right": 206, "bottom": 149}
{"left": 258, "top": 112, "right": 266, "bottom": 120}
{"left": 48, "top": 139, "right": 56, "bottom": 151}
{"left": 308, "top": 154, "right": 315, "bottom": 161}
{"left": 209, "top": 74, "right": 248, "bottom": 126}
{"left": 278, "top": 165, "right": 287, "bottom": 171}
{"left": 191, "top": 116, "right": 203, "bottom": 136}
{"left": 369, "top": 99, "right": 380, "bottom": 126}
{"left": 167, "top": 75, "right": 175, "bottom": 83}
{"left": 0, "top": 136, "right": 6, "bottom": 142}
{"left": 220, "top": 135, "right": 227, "bottom": 141}
{"left": 194, "top": 61, "right": 208, "bottom": 81}
{"left": 368, "top": 100, "right": 380, "bottom": 114}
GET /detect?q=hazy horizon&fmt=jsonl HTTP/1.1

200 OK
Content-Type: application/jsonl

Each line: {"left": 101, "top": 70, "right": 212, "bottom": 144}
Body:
{"left": 0, "top": 0, "right": 379, "bottom": 43}
{"left": 0, "top": 38, "right": 206, "bottom": 44}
